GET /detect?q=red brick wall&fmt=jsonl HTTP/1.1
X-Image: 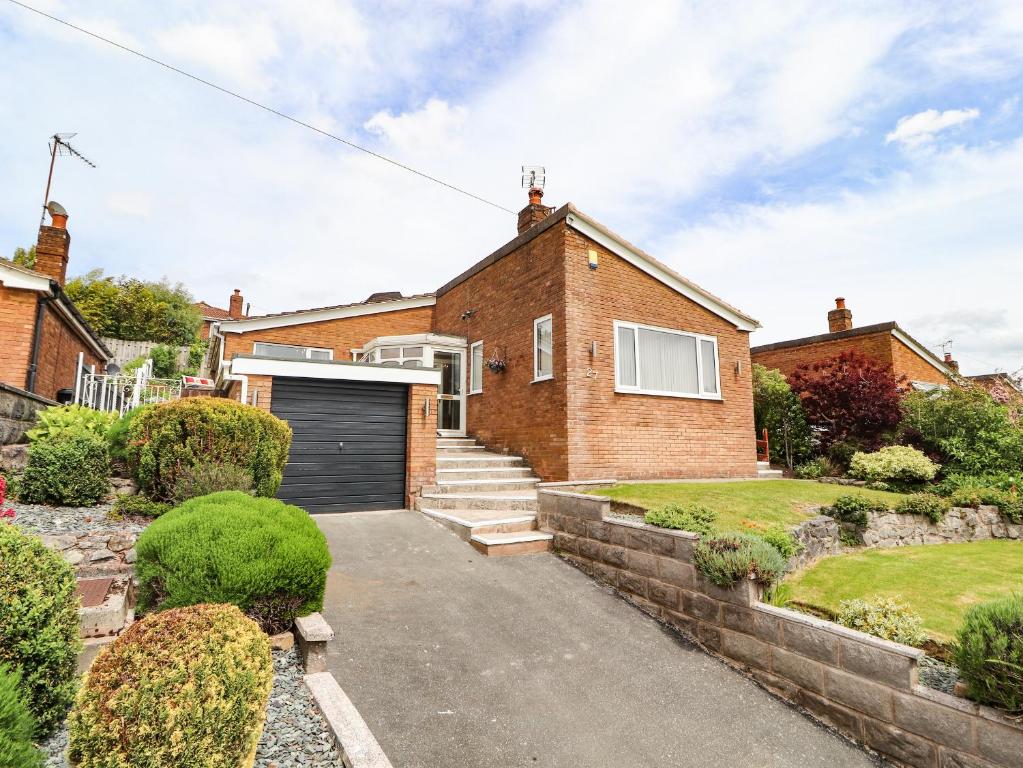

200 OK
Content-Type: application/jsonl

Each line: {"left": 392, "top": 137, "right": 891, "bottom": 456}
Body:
{"left": 562, "top": 228, "right": 758, "bottom": 480}
{"left": 0, "top": 285, "right": 37, "bottom": 391}
{"left": 221, "top": 305, "right": 435, "bottom": 363}
{"left": 890, "top": 337, "right": 949, "bottom": 387}
{"left": 751, "top": 332, "right": 894, "bottom": 380}
{"left": 34, "top": 304, "right": 104, "bottom": 401}
{"left": 433, "top": 223, "right": 570, "bottom": 480}
{"left": 405, "top": 383, "right": 438, "bottom": 507}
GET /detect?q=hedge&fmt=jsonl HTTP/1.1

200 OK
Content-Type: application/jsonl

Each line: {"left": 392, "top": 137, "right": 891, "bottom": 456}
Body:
{"left": 67, "top": 604, "right": 273, "bottom": 768}
{"left": 135, "top": 492, "right": 330, "bottom": 632}
{"left": 126, "top": 398, "right": 291, "bottom": 501}
{"left": 0, "top": 525, "right": 81, "bottom": 735}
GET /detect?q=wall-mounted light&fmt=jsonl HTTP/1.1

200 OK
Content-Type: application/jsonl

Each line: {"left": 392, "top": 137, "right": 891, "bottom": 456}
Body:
{"left": 460, "top": 309, "right": 477, "bottom": 321}
{"left": 423, "top": 398, "right": 431, "bottom": 417}
{"left": 735, "top": 360, "right": 743, "bottom": 376}
{"left": 588, "top": 249, "right": 599, "bottom": 270}
{"left": 590, "top": 341, "right": 598, "bottom": 359}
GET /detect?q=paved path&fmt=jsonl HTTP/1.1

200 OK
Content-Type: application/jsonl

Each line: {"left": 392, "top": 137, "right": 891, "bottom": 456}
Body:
{"left": 318, "top": 510, "right": 881, "bottom": 768}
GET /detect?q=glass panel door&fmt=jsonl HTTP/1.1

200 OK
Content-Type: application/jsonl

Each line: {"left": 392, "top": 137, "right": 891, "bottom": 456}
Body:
{"left": 434, "top": 350, "right": 465, "bottom": 435}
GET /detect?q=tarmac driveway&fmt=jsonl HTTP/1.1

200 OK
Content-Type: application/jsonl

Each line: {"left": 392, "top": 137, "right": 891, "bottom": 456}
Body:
{"left": 317, "top": 510, "right": 881, "bottom": 768}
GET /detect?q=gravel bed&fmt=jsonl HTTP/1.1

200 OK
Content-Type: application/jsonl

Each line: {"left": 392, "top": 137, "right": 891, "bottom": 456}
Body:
{"left": 919, "top": 655, "right": 959, "bottom": 695}
{"left": 10, "top": 501, "right": 148, "bottom": 536}
{"left": 39, "top": 648, "right": 341, "bottom": 767}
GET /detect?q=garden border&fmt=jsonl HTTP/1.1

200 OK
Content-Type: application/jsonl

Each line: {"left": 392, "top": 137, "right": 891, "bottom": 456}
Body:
{"left": 538, "top": 488, "right": 1023, "bottom": 768}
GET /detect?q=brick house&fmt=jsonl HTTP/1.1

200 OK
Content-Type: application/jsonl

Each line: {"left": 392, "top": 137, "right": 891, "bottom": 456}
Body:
{"left": 195, "top": 288, "right": 248, "bottom": 340}
{"left": 967, "top": 372, "right": 1023, "bottom": 407}
{"left": 208, "top": 190, "right": 761, "bottom": 512}
{"left": 0, "top": 203, "right": 110, "bottom": 405}
{"left": 750, "top": 298, "right": 953, "bottom": 390}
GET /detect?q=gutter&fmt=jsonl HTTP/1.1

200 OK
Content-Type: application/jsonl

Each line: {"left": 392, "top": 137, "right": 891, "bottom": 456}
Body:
{"left": 209, "top": 322, "right": 248, "bottom": 403}
{"left": 25, "top": 294, "right": 51, "bottom": 393}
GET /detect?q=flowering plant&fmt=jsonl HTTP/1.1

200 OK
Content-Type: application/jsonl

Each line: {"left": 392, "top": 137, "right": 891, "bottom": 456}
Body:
{"left": 0, "top": 475, "right": 15, "bottom": 523}
{"left": 485, "top": 355, "right": 507, "bottom": 373}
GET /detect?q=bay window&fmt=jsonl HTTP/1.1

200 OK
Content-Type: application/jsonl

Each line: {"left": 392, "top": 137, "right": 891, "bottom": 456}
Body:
{"left": 614, "top": 321, "right": 720, "bottom": 398}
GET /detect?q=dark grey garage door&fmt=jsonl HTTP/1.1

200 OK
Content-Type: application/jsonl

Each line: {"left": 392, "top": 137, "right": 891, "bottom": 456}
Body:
{"left": 270, "top": 377, "right": 408, "bottom": 513}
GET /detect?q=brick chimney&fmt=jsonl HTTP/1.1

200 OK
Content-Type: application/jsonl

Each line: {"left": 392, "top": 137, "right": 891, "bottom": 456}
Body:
{"left": 943, "top": 352, "right": 960, "bottom": 373}
{"left": 827, "top": 297, "right": 853, "bottom": 333}
{"left": 229, "top": 289, "right": 244, "bottom": 319}
{"left": 35, "top": 201, "right": 71, "bottom": 286}
{"left": 517, "top": 187, "right": 552, "bottom": 235}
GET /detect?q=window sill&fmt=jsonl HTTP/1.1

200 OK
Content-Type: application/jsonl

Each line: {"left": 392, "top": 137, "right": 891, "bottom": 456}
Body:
{"left": 615, "top": 387, "right": 722, "bottom": 401}
{"left": 531, "top": 375, "right": 554, "bottom": 384}
{"left": 467, "top": 390, "right": 482, "bottom": 396}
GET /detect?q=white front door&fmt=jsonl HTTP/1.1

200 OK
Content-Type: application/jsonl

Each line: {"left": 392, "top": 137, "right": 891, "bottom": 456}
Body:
{"left": 433, "top": 349, "right": 465, "bottom": 436}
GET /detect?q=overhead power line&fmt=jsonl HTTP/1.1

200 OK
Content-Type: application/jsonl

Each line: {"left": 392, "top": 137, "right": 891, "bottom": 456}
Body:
{"left": 6, "top": 0, "right": 516, "bottom": 215}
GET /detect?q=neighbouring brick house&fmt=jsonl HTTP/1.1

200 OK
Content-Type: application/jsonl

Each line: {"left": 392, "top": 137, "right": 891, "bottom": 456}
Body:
{"left": 208, "top": 190, "right": 761, "bottom": 512}
{"left": 0, "top": 203, "right": 110, "bottom": 424}
{"left": 750, "top": 298, "right": 953, "bottom": 390}
{"left": 968, "top": 372, "right": 1023, "bottom": 407}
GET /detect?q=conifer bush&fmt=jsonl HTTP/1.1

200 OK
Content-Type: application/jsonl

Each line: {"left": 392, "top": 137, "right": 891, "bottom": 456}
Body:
{"left": 0, "top": 525, "right": 81, "bottom": 735}
{"left": 952, "top": 595, "right": 1023, "bottom": 712}
{"left": 0, "top": 664, "right": 43, "bottom": 768}
{"left": 19, "top": 432, "right": 110, "bottom": 507}
{"left": 135, "top": 492, "right": 330, "bottom": 632}
{"left": 67, "top": 604, "right": 273, "bottom": 768}
{"left": 127, "top": 398, "right": 291, "bottom": 501}
{"left": 644, "top": 503, "right": 717, "bottom": 536}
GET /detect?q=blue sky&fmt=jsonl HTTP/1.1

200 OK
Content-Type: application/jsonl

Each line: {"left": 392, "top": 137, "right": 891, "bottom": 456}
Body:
{"left": 0, "top": 0, "right": 1020, "bottom": 376}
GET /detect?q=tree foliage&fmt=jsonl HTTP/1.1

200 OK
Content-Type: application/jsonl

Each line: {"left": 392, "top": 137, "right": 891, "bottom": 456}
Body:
{"left": 753, "top": 364, "right": 812, "bottom": 468}
{"left": 64, "top": 269, "right": 201, "bottom": 346}
{"left": 788, "top": 351, "right": 904, "bottom": 452}
{"left": 11, "top": 245, "right": 36, "bottom": 269}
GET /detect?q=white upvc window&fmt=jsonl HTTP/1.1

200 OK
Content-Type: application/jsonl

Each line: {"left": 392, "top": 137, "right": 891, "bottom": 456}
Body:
{"left": 373, "top": 345, "right": 424, "bottom": 368}
{"left": 533, "top": 314, "right": 553, "bottom": 382}
{"left": 253, "top": 342, "right": 333, "bottom": 361}
{"left": 469, "top": 341, "right": 483, "bottom": 394}
{"left": 613, "top": 320, "right": 721, "bottom": 399}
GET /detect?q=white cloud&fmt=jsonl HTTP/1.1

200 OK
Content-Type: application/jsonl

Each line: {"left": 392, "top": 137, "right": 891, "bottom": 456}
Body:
{"left": 364, "top": 99, "right": 469, "bottom": 154}
{"left": 885, "top": 107, "right": 980, "bottom": 146}
{"left": 157, "top": 20, "right": 280, "bottom": 90}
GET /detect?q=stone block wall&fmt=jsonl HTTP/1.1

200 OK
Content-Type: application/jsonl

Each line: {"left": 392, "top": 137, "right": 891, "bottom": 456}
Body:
{"left": 0, "top": 382, "right": 55, "bottom": 445}
{"left": 40, "top": 531, "right": 137, "bottom": 576}
{"left": 863, "top": 505, "right": 1022, "bottom": 547}
{"left": 538, "top": 489, "right": 1023, "bottom": 768}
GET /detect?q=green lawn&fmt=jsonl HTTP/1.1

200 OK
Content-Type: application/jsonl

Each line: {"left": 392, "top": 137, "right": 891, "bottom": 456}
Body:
{"left": 786, "top": 541, "right": 1023, "bottom": 642}
{"left": 593, "top": 480, "right": 904, "bottom": 532}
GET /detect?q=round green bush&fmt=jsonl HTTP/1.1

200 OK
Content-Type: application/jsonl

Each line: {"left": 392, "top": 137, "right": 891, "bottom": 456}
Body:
{"left": 135, "top": 492, "right": 331, "bottom": 632}
{"left": 0, "top": 663, "right": 43, "bottom": 768}
{"left": 952, "top": 594, "right": 1023, "bottom": 712}
{"left": 0, "top": 525, "right": 81, "bottom": 735}
{"left": 67, "top": 603, "right": 273, "bottom": 768}
{"left": 836, "top": 596, "right": 925, "bottom": 646}
{"left": 644, "top": 503, "right": 717, "bottom": 536}
{"left": 693, "top": 532, "right": 787, "bottom": 588}
{"left": 19, "top": 431, "right": 110, "bottom": 506}
{"left": 127, "top": 398, "right": 291, "bottom": 501}
{"left": 849, "top": 445, "right": 938, "bottom": 484}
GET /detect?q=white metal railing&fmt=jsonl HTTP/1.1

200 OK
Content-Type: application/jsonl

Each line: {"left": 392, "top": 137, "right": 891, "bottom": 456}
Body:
{"left": 74, "top": 356, "right": 182, "bottom": 415}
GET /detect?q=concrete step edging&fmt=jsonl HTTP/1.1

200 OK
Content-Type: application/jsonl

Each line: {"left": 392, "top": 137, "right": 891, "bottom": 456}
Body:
{"left": 305, "top": 671, "right": 393, "bottom": 768}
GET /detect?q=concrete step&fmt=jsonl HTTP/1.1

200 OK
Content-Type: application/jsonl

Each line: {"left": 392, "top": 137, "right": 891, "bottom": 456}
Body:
{"left": 435, "top": 477, "right": 540, "bottom": 493}
{"left": 419, "top": 492, "right": 537, "bottom": 512}
{"left": 419, "top": 508, "right": 537, "bottom": 541}
{"left": 436, "top": 444, "right": 489, "bottom": 454}
{"left": 436, "top": 455, "right": 526, "bottom": 469}
{"left": 757, "top": 461, "right": 771, "bottom": 470}
{"left": 436, "top": 467, "right": 535, "bottom": 481}
{"left": 758, "top": 469, "right": 784, "bottom": 479}
{"left": 470, "top": 531, "right": 552, "bottom": 557}
{"left": 437, "top": 437, "right": 478, "bottom": 447}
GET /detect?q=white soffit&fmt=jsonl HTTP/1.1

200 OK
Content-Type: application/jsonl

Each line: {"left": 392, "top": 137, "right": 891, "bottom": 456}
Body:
{"left": 229, "top": 356, "right": 442, "bottom": 386}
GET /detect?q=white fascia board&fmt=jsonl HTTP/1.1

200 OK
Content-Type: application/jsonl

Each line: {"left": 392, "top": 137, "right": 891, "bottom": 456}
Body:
{"left": 219, "top": 295, "right": 436, "bottom": 333}
{"left": 0, "top": 263, "right": 50, "bottom": 291}
{"left": 891, "top": 328, "right": 952, "bottom": 377}
{"left": 229, "top": 356, "right": 442, "bottom": 387}
{"left": 565, "top": 215, "right": 759, "bottom": 332}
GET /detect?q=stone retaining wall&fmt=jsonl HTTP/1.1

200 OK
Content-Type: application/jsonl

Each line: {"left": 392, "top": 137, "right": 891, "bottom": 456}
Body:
{"left": 0, "top": 382, "right": 55, "bottom": 445}
{"left": 862, "top": 505, "right": 1022, "bottom": 547}
{"left": 40, "top": 531, "right": 137, "bottom": 576}
{"left": 790, "top": 515, "right": 842, "bottom": 570}
{"left": 538, "top": 489, "right": 1023, "bottom": 768}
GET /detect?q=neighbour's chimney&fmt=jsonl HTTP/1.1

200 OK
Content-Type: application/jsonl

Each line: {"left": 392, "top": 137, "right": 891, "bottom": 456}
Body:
{"left": 34, "top": 201, "right": 71, "bottom": 286}
{"left": 229, "top": 289, "right": 244, "bottom": 319}
{"left": 943, "top": 352, "right": 960, "bottom": 373}
{"left": 827, "top": 297, "right": 853, "bottom": 333}
{"left": 517, "top": 187, "right": 552, "bottom": 235}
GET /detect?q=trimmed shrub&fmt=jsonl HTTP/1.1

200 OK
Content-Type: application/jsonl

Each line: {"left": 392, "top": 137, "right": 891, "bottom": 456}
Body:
{"left": 0, "top": 664, "right": 43, "bottom": 768}
{"left": 19, "top": 431, "right": 110, "bottom": 507}
{"left": 106, "top": 405, "right": 151, "bottom": 463}
{"left": 826, "top": 494, "right": 890, "bottom": 528}
{"left": 110, "top": 494, "right": 171, "bottom": 519}
{"left": 836, "top": 596, "right": 925, "bottom": 646}
{"left": 794, "top": 457, "right": 840, "bottom": 479}
{"left": 644, "top": 503, "right": 717, "bottom": 536}
{"left": 849, "top": 445, "right": 938, "bottom": 484}
{"left": 0, "top": 525, "right": 81, "bottom": 735}
{"left": 127, "top": 399, "right": 291, "bottom": 501}
{"left": 25, "top": 404, "right": 115, "bottom": 444}
{"left": 895, "top": 493, "right": 951, "bottom": 523}
{"left": 135, "top": 492, "right": 330, "bottom": 632}
{"left": 739, "top": 520, "right": 804, "bottom": 559}
{"left": 171, "top": 462, "right": 254, "bottom": 503}
{"left": 693, "top": 533, "right": 787, "bottom": 588}
{"left": 67, "top": 604, "right": 273, "bottom": 768}
{"left": 952, "top": 594, "right": 1023, "bottom": 712}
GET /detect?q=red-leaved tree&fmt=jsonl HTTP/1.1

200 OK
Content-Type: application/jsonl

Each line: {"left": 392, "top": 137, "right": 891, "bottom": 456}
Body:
{"left": 787, "top": 351, "right": 904, "bottom": 451}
